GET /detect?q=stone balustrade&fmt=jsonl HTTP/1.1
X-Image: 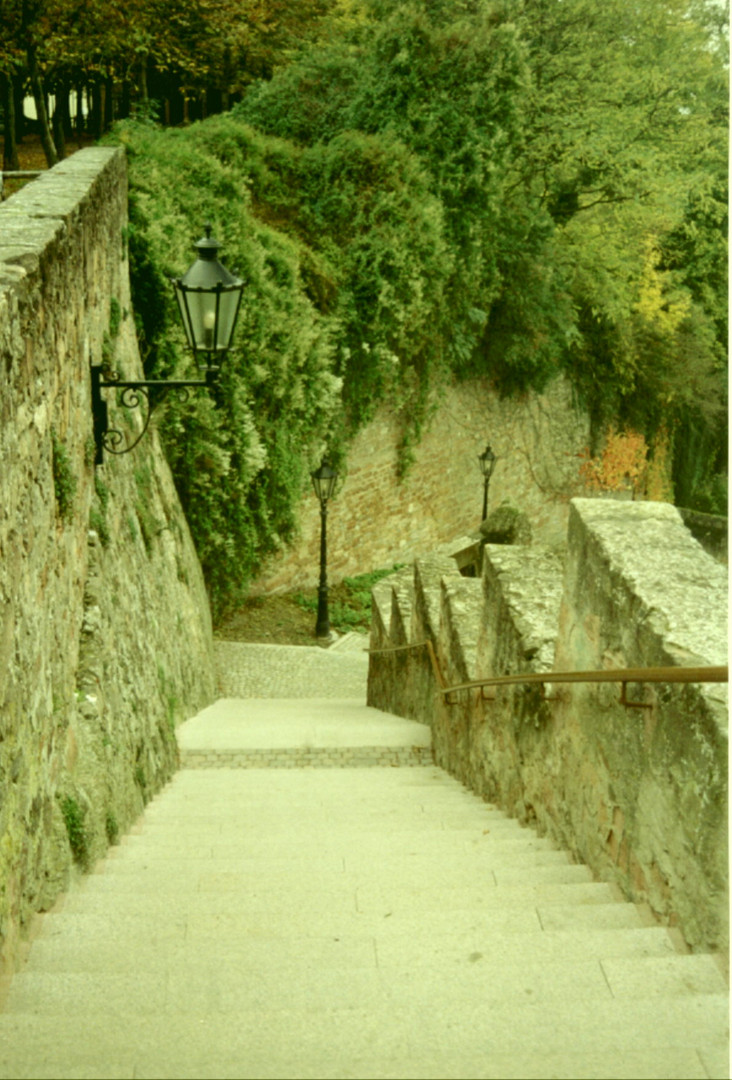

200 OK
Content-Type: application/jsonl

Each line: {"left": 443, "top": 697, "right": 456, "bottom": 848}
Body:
{"left": 368, "top": 499, "right": 728, "bottom": 954}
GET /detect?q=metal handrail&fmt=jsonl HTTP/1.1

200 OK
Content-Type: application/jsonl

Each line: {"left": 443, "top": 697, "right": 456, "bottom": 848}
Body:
{"left": 368, "top": 640, "right": 728, "bottom": 709}
{"left": 368, "top": 639, "right": 446, "bottom": 689}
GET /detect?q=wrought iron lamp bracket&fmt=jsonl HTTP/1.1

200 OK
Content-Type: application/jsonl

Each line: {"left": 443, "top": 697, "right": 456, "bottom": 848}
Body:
{"left": 90, "top": 361, "right": 212, "bottom": 464}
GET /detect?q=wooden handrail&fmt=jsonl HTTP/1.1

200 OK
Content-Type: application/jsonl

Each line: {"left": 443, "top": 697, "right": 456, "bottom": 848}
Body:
{"left": 439, "top": 665, "right": 728, "bottom": 696}
{"left": 368, "top": 640, "right": 727, "bottom": 707}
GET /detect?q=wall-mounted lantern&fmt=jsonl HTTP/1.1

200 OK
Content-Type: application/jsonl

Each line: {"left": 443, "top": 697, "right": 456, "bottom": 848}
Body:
{"left": 479, "top": 443, "right": 497, "bottom": 522}
{"left": 91, "top": 224, "right": 244, "bottom": 464}
{"left": 311, "top": 459, "right": 338, "bottom": 640}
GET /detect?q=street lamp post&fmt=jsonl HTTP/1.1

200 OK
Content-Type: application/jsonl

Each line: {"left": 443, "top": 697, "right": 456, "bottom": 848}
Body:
{"left": 478, "top": 443, "right": 497, "bottom": 522}
{"left": 311, "top": 460, "right": 338, "bottom": 640}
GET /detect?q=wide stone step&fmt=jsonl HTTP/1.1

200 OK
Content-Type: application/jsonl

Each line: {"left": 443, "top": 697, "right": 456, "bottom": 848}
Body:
{"left": 58, "top": 878, "right": 620, "bottom": 917}
{"left": 99, "top": 845, "right": 580, "bottom": 872}
{"left": 177, "top": 697, "right": 431, "bottom": 768}
{"left": 5, "top": 954, "right": 726, "bottom": 1017}
{"left": 0, "top": 995, "right": 727, "bottom": 1078}
{"left": 21, "top": 926, "right": 685, "bottom": 976}
{"left": 78, "top": 859, "right": 595, "bottom": 891}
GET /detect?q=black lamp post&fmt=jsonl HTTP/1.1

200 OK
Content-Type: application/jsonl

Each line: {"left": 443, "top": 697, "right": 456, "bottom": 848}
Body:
{"left": 91, "top": 224, "right": 244, "bottom": 463}
{"left": 311, "top": 459, "right": 338, "bottom": 640}
{"left": 479, "top": 443, "right": 497, "bottom": 522}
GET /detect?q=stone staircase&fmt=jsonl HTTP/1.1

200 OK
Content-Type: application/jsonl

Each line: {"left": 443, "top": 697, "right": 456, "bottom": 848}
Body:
{"left": 0, "top": 642, "right": 727, "bottom": 1079}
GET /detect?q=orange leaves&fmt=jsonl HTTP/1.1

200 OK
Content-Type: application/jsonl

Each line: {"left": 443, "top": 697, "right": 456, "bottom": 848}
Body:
{"left": 578, "top": 428, "right": 649, "bottom": 495}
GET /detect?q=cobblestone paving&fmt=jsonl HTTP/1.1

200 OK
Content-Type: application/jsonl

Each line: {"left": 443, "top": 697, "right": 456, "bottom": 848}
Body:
{"left": 180, "top": 746, "right": 433, "bottom": 768}
{"left": 215, "top": 639, "right": 369, "bottom": 699}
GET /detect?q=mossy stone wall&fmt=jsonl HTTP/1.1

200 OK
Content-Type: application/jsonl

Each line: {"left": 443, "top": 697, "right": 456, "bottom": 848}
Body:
{"left": 0, "top": 148, "right": 216, "bottom": 975}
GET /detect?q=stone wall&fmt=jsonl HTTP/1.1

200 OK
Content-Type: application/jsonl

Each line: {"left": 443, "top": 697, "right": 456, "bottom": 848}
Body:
{"left": 251, "top": 377, "right": 590, "bottom": 594}
{"left": 368, "top": 499, "right": 728, "bottom": 954}
{"left": 0, "top": 148, "right": 216, "bottom": 975}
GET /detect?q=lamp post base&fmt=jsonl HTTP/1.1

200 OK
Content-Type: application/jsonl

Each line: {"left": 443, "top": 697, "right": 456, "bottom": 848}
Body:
{"left": 315, "top": 584, "right": 330, "bottom": 640}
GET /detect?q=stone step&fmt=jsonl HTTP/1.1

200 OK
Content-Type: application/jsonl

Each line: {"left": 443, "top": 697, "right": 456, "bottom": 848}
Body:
{"left": 0, "top": 1036, "right": 717, "bottom": 1080}
{"left": 119, "top": 814, "right": 533, "bottom": 836}
{"left": 180, "top": 745, "right": 434, "bottom": 768}
{"left": 0, "top": 995, "right": 726, "bottom": 1073}
{"left": 58, "top": 878, "right": 620, "bottom": 916}
{"left": 84, "top": 859, "right": 594, "bottom": 891}
{"left": 115, "top": 821, "right": 558, "bottom": 845}
{"left": 22, "top": 926, "right": 684, "bottom": 976}
{"left": 98, "top": 845, "right": 581, "bottom": 874}
{"left": 5, "top": 954, "right": 726, "bottom": 1017}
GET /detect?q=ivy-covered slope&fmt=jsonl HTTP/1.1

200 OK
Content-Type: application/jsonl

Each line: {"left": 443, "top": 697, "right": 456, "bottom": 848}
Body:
{"left": 108, "top": 0, "right": 727, "bottom": 614}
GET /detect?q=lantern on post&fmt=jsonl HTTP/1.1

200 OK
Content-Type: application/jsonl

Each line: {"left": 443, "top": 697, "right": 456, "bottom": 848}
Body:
{"left": 478, "top": 443, "right": 497, "bottom": 522}
{"left": 311, "top": 459, "right": 339, "bottom": 640}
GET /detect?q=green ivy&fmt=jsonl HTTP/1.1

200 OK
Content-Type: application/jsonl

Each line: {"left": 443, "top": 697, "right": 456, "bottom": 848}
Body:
{"left": 51, "top": 432, "right": 77, "bottom": 523}
{"left": 60, "top": 795, "right": 89, "bottom": 868}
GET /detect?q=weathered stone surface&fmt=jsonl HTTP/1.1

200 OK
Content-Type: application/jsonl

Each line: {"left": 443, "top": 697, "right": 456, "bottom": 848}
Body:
{"left": 368, "top": 498, "right": 728, "bottom": 954}
{"left": 251, "top": 377, "right": 591, "bottom": 594}
{"left": 440, "top": 578, "right": 483, "bottom": 685}
{"left": 0, "top": 149, "right": 216, "bottom": 975}
{"left": 549, "top": 499, "right": 728, "bottom": 952}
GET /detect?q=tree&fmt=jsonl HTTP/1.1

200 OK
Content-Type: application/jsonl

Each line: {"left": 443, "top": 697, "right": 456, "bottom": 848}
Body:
{"left": 492, "top": 0, "right": 728, "bottom": 508}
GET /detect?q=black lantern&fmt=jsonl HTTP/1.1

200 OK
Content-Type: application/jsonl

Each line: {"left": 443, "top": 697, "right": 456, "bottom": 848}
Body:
{"left": 311, "top": 460, "right": 339, "bottom": 639}
{"left": 478, "top": 443, "right": 497, "bottom": 522}
{"left": 91, "top": 225, "right": 243, "bottom": 463}
{"left": 173, "top": 225, "right": 244, "bottom": 372}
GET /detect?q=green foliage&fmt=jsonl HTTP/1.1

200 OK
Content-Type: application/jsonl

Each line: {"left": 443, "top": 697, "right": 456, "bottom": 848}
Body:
{"left": 107, "top": 116, "right": 342, "bottom": 615}
{"left": 237, "top": 4, "right": 530, "bottom": 380}
{"left": 109, "top": 0, "right": 726, "bottom": 609}
{"left": 51, "top": 432, "right": 77, "bottom": 523}
{"left": 134, "top": 764, "right": 147, "bottom": 798}
{"left": 90, "top": 476, "right": 111, "bottom": 547}
{"left": 60, "top": 795, "right": 89, "bottom": 868}
{"left": 108, "top": 296, "right": 122, "bottom": 339}
{"left": 504, "top": 0, "right": 729, "bottom": 503}
{"left": 296, "top": 564, "right": 405, "bottom": 631}
{"left": 105, "top": 810, "right": 120, "bottom": 846}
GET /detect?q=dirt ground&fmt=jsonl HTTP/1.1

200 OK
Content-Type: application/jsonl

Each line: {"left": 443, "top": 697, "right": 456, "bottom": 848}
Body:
{"left": 215, "top": 583, "right": 371, "bottom": 646}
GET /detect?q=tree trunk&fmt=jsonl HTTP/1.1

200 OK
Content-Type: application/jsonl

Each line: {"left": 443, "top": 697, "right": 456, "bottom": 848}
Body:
{"left": 52, "top": 80, "right": 68, "bottom": 160}
{"left": 104, "top": 75, "right": 114, "bottom": 130}
{"left": 90, "top": 81, "right": 102, "bottom": 139}
{"left": 139, "top": 52, "right": 149, "bottom": 104}
{"left": 13, "top": 74, "right": 25, "bottom": 142}
{"left": 3, "top": 73, "right": 20, "bottom": 171}
{"left": 27, "top": 44, "right": 59, "bottom": 166}
{"left": 74, "top": 83, "right": 84, "bottom": 139}
{"left": 121, "top": 79, "right": 131, "bottom": 120}
{"left": 57, "top": 80, "right": 72, "bottom": 138}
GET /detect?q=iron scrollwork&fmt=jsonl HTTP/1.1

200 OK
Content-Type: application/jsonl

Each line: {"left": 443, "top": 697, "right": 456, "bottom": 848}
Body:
{"left": 90, "top": 362, "right": 207, "bottom": 464}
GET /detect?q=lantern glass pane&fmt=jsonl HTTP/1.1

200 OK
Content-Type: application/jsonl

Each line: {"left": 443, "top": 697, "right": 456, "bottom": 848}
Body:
{"left": 215, "top": 289, "right": 241, "bottom": 351}
{"left": 186, "top": 290, "right": 219, "bottom": 352}
{"left": 312, "top": 465, "right": 338, "bottom": 500}
{"left": 174, "top": 283, "right": 196, "bottom": 350}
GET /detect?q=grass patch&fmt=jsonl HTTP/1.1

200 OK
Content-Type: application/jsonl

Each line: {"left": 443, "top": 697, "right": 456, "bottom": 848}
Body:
{"left": 60, "top": 795, "right": 90, "bottom": 868}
